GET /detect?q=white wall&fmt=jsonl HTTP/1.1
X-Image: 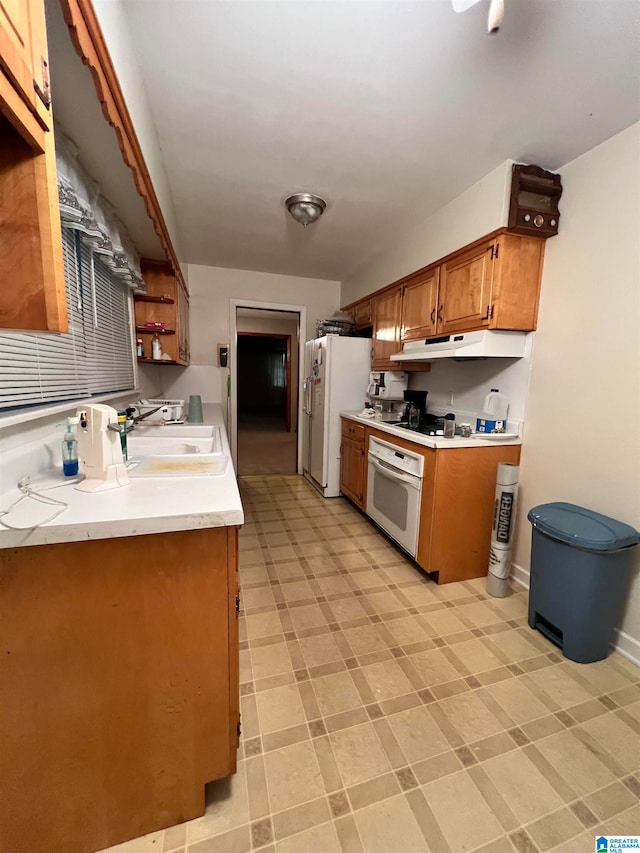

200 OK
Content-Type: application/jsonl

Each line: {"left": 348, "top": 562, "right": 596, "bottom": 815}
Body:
{"left": 93, "top": 0, "right": 184, "bottom": 266}
{"left": 407, "top": 353, "right": 532, "bottom": 431}
{"left": 512, "top": 123, "right": 640, "bottom": 659}
{"left": 152, "top": 265, "right": 341, "bottom": 408}
{"left": 341, "top": 160, "right": 512, "bottom": 305}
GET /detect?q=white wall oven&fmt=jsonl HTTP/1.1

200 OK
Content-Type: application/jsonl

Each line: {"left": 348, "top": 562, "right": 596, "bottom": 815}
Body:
{"left": 366, "top": 436, "right": 424, "bottom": 558}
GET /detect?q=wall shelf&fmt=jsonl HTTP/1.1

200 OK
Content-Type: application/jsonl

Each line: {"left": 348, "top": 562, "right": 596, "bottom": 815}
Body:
{"left": 135, "top": 327, "right": 176, "bottom": 335}
{"left": 134, "top": 295, "right": 175, "bottom": 304}
{"left": 137, "top": 358, "right": 179, "bottom": 365}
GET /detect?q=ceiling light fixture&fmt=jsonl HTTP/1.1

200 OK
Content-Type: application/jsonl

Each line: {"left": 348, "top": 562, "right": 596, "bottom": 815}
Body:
{"left": 285, "top": 193, "right": 327, "bottom": 228}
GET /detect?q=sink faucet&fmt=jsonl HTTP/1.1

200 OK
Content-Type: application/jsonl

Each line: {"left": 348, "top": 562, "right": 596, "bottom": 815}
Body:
{"left": 120, "top": 405, "right": 165, "bottom": 431}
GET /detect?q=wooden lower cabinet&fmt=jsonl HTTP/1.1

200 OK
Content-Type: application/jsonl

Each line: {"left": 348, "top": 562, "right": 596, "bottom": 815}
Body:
{"left": 0, "top": 525, "right": 239, "bottom": 853}
{"left": 342, "top": 421, "right": 521, "bottom": 584}
{"left": 340, "top": 419, "right": 366, "bottom": 508}
{"left": 417, "top": 443, "right": 521, "bottom": 583}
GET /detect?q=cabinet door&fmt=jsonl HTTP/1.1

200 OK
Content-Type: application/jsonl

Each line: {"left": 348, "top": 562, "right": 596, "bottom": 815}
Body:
{"left": 0, "top": 113, "right": 67, "bottom": 332}
{"left": 371, "top": 286, "right": 402, "bottom": 369}
{"left": 177, "top": 282, "right": 190, "bottom": 365}
{"left": 489, "top": 234, "right": 544, "bottom": 331}
{"left": 437, "top": 240, "right": 495, "bottom": 335}
{"left": 0, "top": 0, "right": 50, "bottom": 125}
{"left": 401, "top": 269, "right": 439, "bottom": 341}
{"left": 340, "top": 436, "right": 366, "bottom": 508}
{"left": 352, "top": 298, "right": 372, "bottom": 328}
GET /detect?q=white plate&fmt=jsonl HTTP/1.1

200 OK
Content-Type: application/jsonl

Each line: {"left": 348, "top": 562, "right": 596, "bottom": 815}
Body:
{"left": 472, "top": 432, "right": 519, "bottom": 441}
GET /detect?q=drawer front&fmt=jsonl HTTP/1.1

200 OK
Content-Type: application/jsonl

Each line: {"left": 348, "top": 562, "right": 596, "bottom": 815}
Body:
{"left": 342, "top": 420, "right": 365, "bottom": 442}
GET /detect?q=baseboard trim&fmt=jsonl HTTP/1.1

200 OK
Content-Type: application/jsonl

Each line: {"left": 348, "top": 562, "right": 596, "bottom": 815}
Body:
{"left": 508, "top": 563, "right": 640, "bottom": 668}
{"left": 613, "top": 629, "right": 640, "bottom": 667}
{"left": 510, "top": 562, "right": 529, "bottom": 589}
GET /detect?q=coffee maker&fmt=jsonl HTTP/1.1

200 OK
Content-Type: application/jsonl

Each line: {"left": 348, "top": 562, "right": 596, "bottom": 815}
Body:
{"left": 402, "top": 390, "right": 428, "bottom": 427}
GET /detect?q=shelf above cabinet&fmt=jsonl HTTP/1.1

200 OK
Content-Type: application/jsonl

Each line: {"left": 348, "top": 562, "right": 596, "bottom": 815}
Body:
{"left": 135, "top": 327, "right": 176, "bottom": 335}
{"left": 133, "top": 295, "right": 175, "bottom": 304}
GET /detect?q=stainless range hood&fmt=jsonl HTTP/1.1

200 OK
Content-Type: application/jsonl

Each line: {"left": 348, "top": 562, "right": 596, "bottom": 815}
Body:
{"left": 390, "top": 330, "right": 529, "bottom": 362}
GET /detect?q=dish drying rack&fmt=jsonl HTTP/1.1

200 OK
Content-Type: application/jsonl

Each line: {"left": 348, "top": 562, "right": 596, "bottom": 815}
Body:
{"left": 133, "top": 398, "right": 185, "bottom": 423}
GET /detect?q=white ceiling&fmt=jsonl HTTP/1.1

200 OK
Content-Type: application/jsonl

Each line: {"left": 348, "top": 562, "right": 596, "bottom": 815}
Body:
{"left": 123, "top": 0, "right": 640, "bottom": 281}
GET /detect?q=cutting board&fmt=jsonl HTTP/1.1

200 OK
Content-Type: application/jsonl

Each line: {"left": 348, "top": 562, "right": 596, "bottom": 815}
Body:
{"left": 127, "top": 456, "right": 228, "bottom": 477}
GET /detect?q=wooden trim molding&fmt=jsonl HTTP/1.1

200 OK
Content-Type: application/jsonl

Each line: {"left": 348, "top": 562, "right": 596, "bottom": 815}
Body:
{"left": 59, "top": 0, "right": 184, "bottom": 285}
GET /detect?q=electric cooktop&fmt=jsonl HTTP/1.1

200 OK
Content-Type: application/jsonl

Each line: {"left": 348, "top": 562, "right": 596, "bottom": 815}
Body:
{"left": 397, "top": 415, "right": 452, "bottom": 436}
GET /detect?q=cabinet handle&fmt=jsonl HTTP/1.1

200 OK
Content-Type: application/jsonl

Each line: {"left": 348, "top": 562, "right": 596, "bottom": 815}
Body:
{"left": 430, "top": 307, "right": 436, "bottom": 324}
{"left": 437, "top": 305, "right": 444, "bottom": 323}
{"left": 370, "top": 347, "right": 375, "bottom": 359}
{"left": 481, "top": 305, "right": 490, "bottom": 320}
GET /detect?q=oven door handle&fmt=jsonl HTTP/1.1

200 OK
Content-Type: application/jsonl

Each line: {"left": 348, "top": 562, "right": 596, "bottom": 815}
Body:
{"left": 369, "top": 455, "right": 421, "bottom": 489}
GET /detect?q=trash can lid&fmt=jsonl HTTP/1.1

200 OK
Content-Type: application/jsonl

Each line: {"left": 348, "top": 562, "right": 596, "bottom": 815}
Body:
{"left": 527, "top": 502, "right": 640, "bottom": 551}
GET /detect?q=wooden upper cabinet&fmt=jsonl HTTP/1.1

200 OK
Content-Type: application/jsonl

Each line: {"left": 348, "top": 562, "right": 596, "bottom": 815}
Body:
{"left": 488, "top": 233, "right": 545, "bottom": 330}
{"left": 351, "top": 298, "right": 372, "bottom": 329}
{"left": 136, "top": 260, "right": 190, "bottom": 365}
{"left": 0, "top": 0, "right": 51, "bottom": 128}
{"left": 0, "top": 0, "right": 67, "bottom": 334}
{"left": 401, "top": 268, "right": 439, "bottom": 341}
{"left": 371, "top": 286, "right": 402, "bottom": 369}
{"left": 437, "top": 239, "right": 495, "bottom": 335}
{"left": 438, "top": 234, "right": 544, "bottom": 336}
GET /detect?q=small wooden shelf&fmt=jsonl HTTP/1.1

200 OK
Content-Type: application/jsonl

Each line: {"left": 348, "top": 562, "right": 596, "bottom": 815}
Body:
{"left": 137, "top": 357, "right": 179, "bottom": 364}
{"left": 135, "top": 327, "right": 176, "bottom": 335}
{"left": 133, "top": 295, "right": 175, "bottom": 304}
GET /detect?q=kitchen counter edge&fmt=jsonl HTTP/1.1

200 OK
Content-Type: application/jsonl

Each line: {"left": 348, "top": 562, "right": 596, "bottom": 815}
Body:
{"left": 340, "top": 412, "right": 522, "bottom": 450}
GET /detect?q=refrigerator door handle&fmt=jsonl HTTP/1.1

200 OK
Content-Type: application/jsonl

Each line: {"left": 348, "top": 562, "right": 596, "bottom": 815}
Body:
{"left": 303, "top": 376, "right": 312, "bottom": 415}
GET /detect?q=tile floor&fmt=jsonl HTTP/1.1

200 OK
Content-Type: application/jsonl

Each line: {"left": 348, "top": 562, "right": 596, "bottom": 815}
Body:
{"left": 103, "top": 476, "right": 640, "bottom": 853}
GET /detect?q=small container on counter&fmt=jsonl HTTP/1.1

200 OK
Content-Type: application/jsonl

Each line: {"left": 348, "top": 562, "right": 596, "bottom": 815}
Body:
{"left": 117, "top": 411, "right": 128, "bottom": 461}
{"left": 443, "top": 412, "right": 456, "bottom": 438}
{"left": 62, "top": 416, "right": 79, "bottom": 476}
{"left": 136, "top": 338, "right": 144, "bottom": 358}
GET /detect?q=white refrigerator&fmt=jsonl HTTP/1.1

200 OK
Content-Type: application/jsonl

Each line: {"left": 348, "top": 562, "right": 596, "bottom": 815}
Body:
{"left": 302, "top": 335, "right": 371, "bottom": 497}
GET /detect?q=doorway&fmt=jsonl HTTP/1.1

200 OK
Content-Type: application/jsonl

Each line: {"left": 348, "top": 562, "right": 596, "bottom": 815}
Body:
{"left": 232, "top": 305, "right": 304, "bottom": 476}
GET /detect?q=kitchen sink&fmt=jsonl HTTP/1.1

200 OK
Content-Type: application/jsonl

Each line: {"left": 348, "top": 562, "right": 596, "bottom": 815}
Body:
{"left": 125, "top": 424, "right": 228, "bottom": 477}
{"left": 127, "top": 434, "right": 220, "bottom": 456}
{"left": 131, "top": 424, "right": 216, "bottom": 439}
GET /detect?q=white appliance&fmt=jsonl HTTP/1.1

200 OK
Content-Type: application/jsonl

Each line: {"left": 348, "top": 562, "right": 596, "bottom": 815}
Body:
{"left": 367, "top": 371, "right": 408, "bottom": 400}
{"left": 302, "top": 335, "right": 371, "bottom": 497}
{"left": 75, "top": 404, "right": 129, "bottom": 492}
{"left": 390, "top": 330, "right": 528, "bottom": 362}
{"left": 366, "top": 435, "right": 424, "bottom": 557}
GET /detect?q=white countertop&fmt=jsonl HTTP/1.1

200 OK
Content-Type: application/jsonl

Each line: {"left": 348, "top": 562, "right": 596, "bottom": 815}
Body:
{"left": 341, "top": 411, "right": 522, "bottom": 450}
{"left": 0, "top": 405, "right": 243, "bottom": 549}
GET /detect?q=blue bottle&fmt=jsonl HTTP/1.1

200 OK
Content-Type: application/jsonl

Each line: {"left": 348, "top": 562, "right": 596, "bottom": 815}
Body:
{"left": 62, "top": 418, "right": 79, "bottom": 477}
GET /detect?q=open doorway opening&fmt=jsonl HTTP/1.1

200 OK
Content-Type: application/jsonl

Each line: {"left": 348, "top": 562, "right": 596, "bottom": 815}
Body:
{"left": 235, "top": 307, "right": 300, "bottom": 476}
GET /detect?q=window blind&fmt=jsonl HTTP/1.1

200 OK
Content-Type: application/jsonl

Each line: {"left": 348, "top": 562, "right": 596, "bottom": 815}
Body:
{"left": 0, "top": 227, "right": 135, "bottom": 410}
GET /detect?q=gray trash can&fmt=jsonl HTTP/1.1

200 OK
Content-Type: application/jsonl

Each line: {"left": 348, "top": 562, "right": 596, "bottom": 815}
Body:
{"left": 527, "top": 502, "right": 639, "bottom": 663}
